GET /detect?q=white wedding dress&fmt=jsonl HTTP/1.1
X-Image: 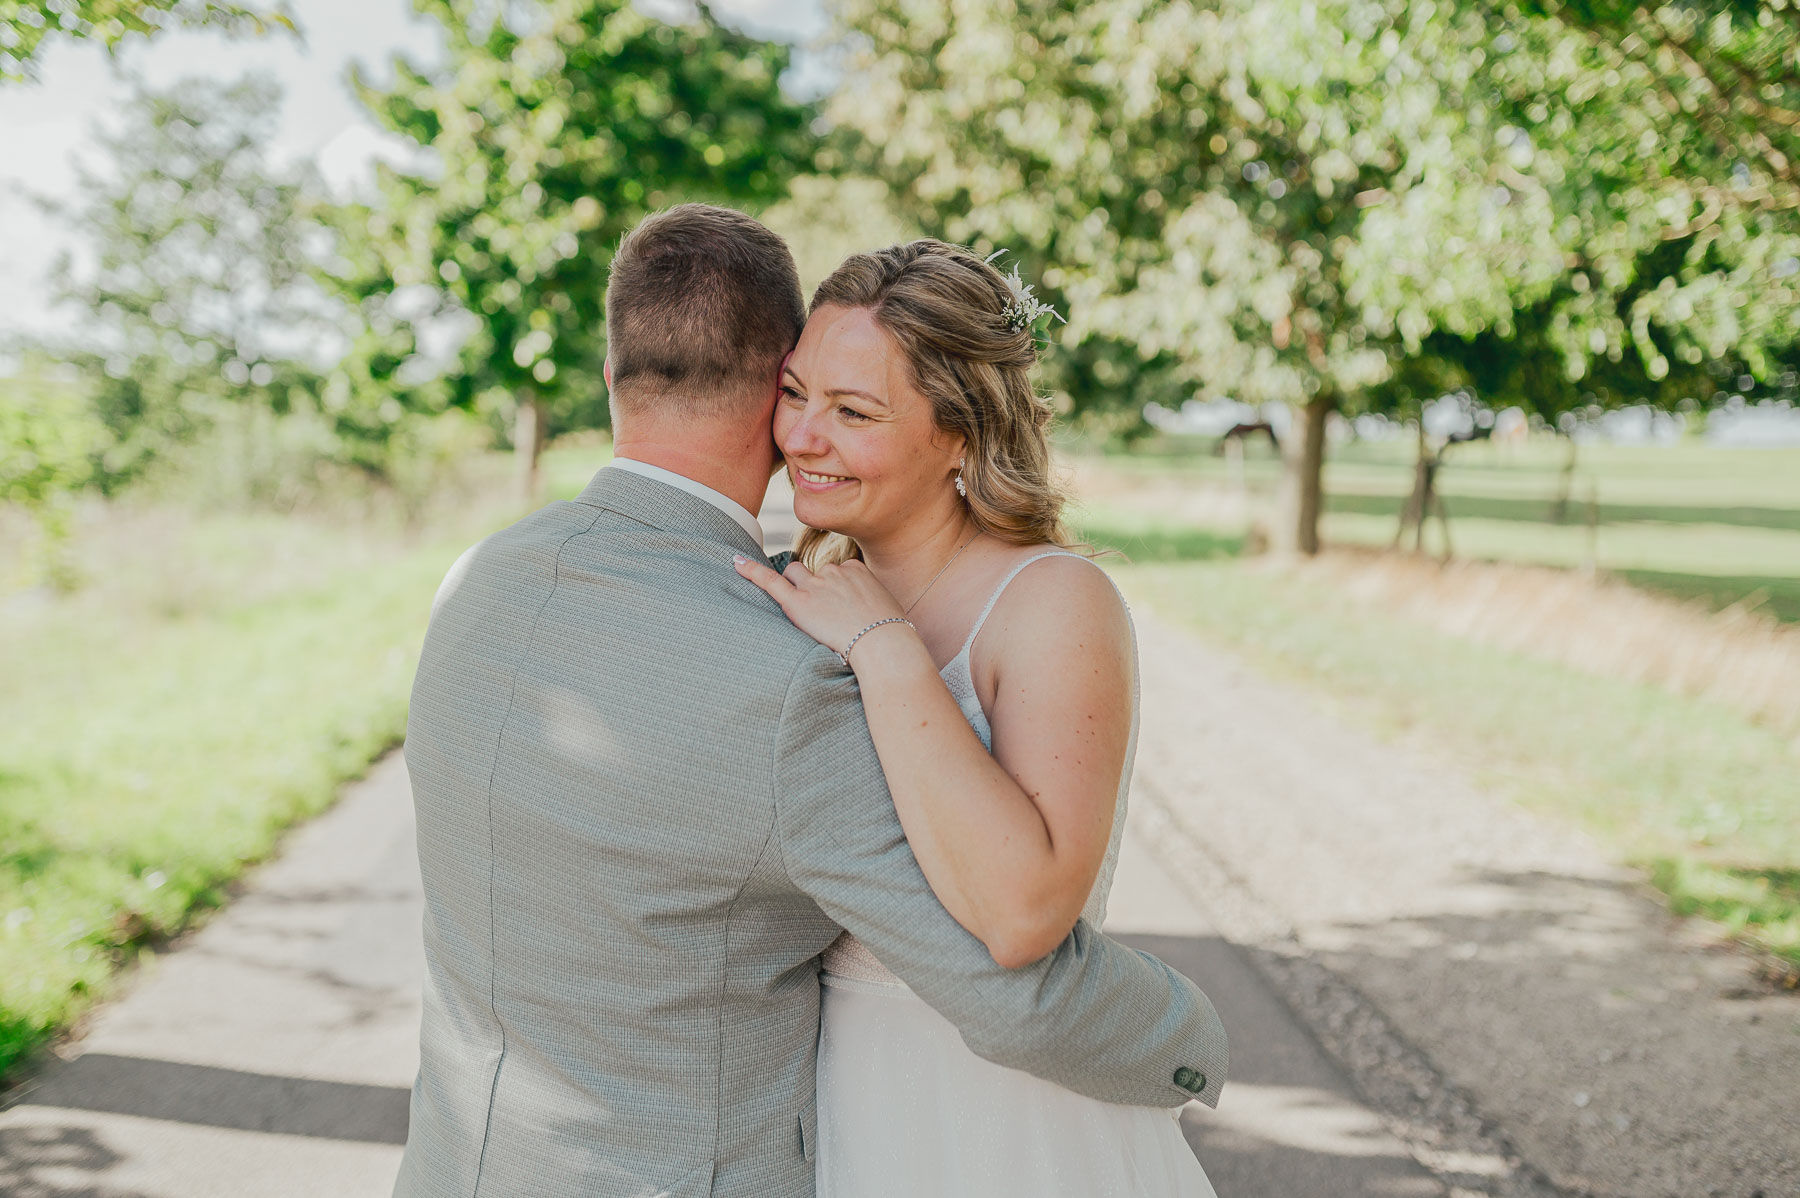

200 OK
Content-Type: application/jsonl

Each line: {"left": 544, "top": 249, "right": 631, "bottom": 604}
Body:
{"left": 815, "top": 552, "right": 1217, "bottom": 1197}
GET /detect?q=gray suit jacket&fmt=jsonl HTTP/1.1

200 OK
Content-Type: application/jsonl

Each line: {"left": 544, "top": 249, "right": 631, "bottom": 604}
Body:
{"left": 394, "top": 467, "right": 1227, "bottom": 1198}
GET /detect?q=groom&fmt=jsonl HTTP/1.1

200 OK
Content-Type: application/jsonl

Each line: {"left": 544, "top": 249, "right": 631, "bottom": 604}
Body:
{"left": 393, "top": 203, "right": 1227, "bottom": 1198}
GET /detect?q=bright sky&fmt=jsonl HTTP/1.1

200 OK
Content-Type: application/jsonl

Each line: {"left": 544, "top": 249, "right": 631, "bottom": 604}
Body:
{"left": 0, "top": 0, "right": 826, "bottom": 344}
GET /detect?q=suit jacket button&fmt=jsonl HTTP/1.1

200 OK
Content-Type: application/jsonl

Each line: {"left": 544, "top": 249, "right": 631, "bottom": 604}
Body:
{"left": 1174, "top": 1067, "right": 1205, "bottom": 1093}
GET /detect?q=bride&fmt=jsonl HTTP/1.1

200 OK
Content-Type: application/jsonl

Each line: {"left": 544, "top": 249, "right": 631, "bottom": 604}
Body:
{"left": 734, "top": 240, "right": 1217, "bottom": 1196}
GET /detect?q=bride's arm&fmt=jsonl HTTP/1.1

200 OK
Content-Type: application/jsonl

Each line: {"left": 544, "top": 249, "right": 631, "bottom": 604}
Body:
{"left": 850, "top": 557, "right": 1132, "bottom": 966}
{"left": 734, "top": 554, "right": 1132, "bottom": 968}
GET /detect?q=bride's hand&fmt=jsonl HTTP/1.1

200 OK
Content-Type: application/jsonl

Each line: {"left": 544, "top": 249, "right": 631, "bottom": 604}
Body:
{"left": 733, "top": 555, "right": 909, "bottom": 661}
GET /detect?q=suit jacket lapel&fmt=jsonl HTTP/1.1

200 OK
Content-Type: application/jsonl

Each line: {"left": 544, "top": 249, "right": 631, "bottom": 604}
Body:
{"left": 573, "top": 466, "right": 771, "bottom": 566}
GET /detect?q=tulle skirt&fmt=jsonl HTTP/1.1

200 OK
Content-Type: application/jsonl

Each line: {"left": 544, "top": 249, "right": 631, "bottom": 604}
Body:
{"left": 815, "top": 974, "right": 1218, "bottom": 1197}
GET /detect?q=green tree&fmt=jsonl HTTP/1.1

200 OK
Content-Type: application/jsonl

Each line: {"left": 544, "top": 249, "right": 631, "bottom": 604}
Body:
{"left": 1516, "top": 0, "right": 1799, "bottom": 211}
{"left": 36, "top": 74, "right": 339, "bottom": 493}
{"left": 0, "top": 0, "right": 292, "bottom": 81}
{"left": 339, "top": 0, "right": 818, "bottom": 497}
{"left": 828, "top": 0, "right": 1800, "bottom": 554}
{"left": 827, "top": 0, "right": 1571, "bottom": 552}
{"left": 1471, "top": 6, "right": 1800, "bottom": 397}
{"left": 1368, "top": 3, "right": 1800, "bottom": 547}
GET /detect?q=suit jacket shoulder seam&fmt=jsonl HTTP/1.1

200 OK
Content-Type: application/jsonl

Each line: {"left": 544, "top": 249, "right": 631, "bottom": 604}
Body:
{"left": 582, "top": 499, "right": 660, "bottom": 531}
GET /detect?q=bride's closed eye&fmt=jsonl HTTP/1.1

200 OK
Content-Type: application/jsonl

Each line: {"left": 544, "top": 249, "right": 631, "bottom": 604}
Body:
{"left": 779, "top": 385, "right": 805, "bottom": 403}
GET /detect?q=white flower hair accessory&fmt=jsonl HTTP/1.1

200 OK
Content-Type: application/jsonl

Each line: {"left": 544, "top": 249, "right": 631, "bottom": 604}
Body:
{"left": 985, "top": 250, "right": 1065, "bottom": 334}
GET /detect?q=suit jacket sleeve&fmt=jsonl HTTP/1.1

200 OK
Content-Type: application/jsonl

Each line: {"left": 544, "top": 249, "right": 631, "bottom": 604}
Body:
{"left": 771, "top": 645, "right": 1227, "bottom": 1109}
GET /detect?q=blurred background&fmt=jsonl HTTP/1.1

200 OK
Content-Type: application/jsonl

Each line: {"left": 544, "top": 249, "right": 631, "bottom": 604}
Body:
{"left": 1, "top": 0, "right": 1796, "bottom": 1182}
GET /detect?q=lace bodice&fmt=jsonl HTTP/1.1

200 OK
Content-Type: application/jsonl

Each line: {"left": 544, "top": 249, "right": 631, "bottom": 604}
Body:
{"left": 820, "top": 552, "right": 1140, "bottom": 988}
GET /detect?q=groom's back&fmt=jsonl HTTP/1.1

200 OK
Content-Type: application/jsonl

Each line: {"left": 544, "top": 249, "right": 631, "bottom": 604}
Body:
{"left": 395, "top": 473, "right": 839, "bottom": 1198}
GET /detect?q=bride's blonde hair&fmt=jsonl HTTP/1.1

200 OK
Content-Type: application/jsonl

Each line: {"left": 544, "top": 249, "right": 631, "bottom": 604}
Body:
{"left": 794, "top": 240, "right": 1078, "bottom": 568}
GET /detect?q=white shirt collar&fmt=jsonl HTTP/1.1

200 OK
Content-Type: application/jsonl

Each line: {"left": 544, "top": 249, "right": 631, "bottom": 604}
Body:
{"left": 605, "top": 457, "right": 765, "bottom": 551}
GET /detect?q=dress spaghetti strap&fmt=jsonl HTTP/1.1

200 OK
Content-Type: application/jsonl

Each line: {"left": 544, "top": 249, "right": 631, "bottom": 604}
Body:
{"left": 951, "top": 549, "right": 1102, "bottom": 661}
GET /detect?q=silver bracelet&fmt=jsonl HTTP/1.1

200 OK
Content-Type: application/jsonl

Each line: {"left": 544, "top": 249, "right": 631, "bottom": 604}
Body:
{"left": 837, "top": 617, "right": 914, "bottom": 668}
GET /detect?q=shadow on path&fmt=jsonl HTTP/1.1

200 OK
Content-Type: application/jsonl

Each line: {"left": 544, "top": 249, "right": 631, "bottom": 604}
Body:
{"left": 0, "top": 1123, "right": 145, "bottom": 1198}
{"left": 14, "top": 1054, "right": 410, "bottom": 1146}
{"left": 1118, "top": 932, "right": 1443, "bottom": 1198}
{"left": 1125, "top": 611, "right": 1800, "bottom": 1197}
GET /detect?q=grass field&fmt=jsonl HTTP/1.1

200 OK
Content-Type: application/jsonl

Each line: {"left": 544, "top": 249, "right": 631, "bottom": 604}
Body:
{"left": 0, "top": 442, "right": 616, "bottom": 1085}
{"left": 1074, "top": 498, "right": 1800, "bottom": 977}
{"left": 1087, "top": 436, "right": 1800, "bottom": 622}
{"left": 0, "top": 454, "right": 564, "bottom": 1083}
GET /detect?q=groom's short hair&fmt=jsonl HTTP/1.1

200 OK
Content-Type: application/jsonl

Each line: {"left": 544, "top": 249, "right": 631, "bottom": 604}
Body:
{"left": 606, "top": 204, "right": 805, "bottom": 414}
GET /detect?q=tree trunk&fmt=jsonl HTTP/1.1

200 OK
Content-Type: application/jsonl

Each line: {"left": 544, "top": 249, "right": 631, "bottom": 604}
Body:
{"left": 1274, "top": 392, "right": 1334, "bottom": 555}
{"left": 1395, "top": 416, "right": 1429, "bottom": 549}
{"left": 514, "top": 390, "right": 545, "bottom": 502}
{"left": 1548, "top": 434, "right": 1578, "bottom": 523}
{"left": 1432, "top": 488, "right": 1453, "bottom": 561}
{"left": 1581, "top": 479, "right": 1600, "bottom": 574}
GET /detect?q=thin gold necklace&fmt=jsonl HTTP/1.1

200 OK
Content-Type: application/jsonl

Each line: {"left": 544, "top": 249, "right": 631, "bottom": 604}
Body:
{"left": 903, "top": 531, "right": 980, "bottom": 616}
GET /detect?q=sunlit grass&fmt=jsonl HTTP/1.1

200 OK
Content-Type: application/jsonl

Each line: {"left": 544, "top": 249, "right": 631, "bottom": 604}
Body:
{"left": 0, "top": 458, "right": 544, "bottom": 1081}
{"left": 1080, "top": 515, "right": 1800, "bottom": 974}
{"left": 1650, "top": 862, "right": 1800, "bottom": 972}
{"left": 1088, "top": 438, "right": 1800, "bottom": 621}
{"left": 1075, "top": 506, "right": 1246, "bottom": 563}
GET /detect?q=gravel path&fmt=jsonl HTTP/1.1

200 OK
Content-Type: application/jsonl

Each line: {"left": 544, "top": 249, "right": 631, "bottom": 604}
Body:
{"left": 1122, "top": 599, "right": 1800, "bottom": 1198}
{"left": 0, "top": 758, "right": 1441, "bottom": 1198}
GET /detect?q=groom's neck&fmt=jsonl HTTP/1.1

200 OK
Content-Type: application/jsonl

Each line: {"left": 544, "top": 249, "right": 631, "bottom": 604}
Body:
{"left": 611, "top": 421, "right": 775, "bottom": 516}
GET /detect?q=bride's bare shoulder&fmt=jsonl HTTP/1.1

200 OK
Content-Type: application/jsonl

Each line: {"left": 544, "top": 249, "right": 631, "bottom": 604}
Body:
{"left": 979, "top": 547, "right": 1131, "bottom": 662}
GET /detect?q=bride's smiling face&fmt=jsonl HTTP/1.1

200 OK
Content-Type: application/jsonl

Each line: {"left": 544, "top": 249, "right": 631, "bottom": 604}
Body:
{"left": 775, "top": 304, "right": 964, "bottom": 542}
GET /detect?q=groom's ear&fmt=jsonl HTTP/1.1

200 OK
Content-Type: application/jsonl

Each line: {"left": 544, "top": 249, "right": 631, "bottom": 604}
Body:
{"left": 603, "top": 358, "right": 613, "bottom": 390}
{"left": 767, "top": 350, "right": 795, "bottom": 475}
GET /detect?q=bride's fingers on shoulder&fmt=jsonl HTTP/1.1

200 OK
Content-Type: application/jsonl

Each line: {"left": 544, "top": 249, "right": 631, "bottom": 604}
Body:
{"left": 733, "top": 554, "right": 792, "bottom": 598}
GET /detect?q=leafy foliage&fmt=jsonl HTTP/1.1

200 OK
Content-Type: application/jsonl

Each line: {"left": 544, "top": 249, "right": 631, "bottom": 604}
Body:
{"left": 0, "top": 0, "right": 291, "bottom": 81}
{"left": 0, "top": 356, "right": 106, "bottom": 587}
{"left": 826, "top": 0, "right": 1800, "bottom": 550}
{"left": 1440, "top": 4, "right": 1800, "bottom": 404}
{"left": 825, "top": 0, "right": 1587, "bottom": 548}
{"left": 335, "top": 0, "right": 820, "bottom": 468}
{"left": 828, "top": 0, "right": 1559, "bottom": 413}
{"left": 0, "top": 360, "right": 101, "bottom": 511}
{"left": 1514, "top": 0, "right": 1799, "bottom": 209}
